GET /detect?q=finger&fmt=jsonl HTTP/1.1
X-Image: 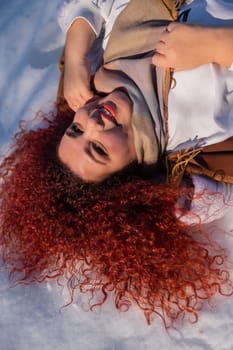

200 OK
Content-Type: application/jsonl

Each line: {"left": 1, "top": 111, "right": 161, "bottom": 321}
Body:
{"left": 81, "top": 88, "right": 94, "bottom": 102}
{"left": 68, "top": 99, "right": 82, "bottom": 111}
{"left": 155, "top": 41, "right": 167, "bottom": 55}
{"left": 64, "top": 92, "right": 80, "bottom": 111}
{"left": 77, "top": 94, "right": 92, "bottom": 107}
{"left": 159, "top": 26, "right": 172, "bottom": 41}
{"left": 167, "top": 22, "right": 179, "bottom": 32}
{"left": 72, "top": 104, "right": 81, "bottom": 111}
{"left": 68, "top": 103, "right": 77, "bottom": 112}
{"left": 152, "top": 53, "right": 168, "bottom": 68}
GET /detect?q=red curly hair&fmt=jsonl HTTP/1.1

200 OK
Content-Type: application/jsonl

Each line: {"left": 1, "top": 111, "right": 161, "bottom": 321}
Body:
{"left": 0, "top": 104, "right": 232, "bottom": 327}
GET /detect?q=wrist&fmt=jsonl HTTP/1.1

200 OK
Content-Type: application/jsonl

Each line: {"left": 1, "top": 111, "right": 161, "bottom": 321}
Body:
{"left": 65, "top": 48, "right": 89, "bottom": 67}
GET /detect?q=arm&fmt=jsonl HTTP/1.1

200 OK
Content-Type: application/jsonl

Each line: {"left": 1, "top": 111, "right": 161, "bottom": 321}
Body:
{"left": 57, "top": 0, "right": 106, "bottom": 37}
{"left": 57, "top": 0, "right": 110, "bottom": 110}
{"left": 152, "top": 22, "right": 233, "bottom": 70}
{"left": 64, "top": 18, "right": 96, "bottom": 110}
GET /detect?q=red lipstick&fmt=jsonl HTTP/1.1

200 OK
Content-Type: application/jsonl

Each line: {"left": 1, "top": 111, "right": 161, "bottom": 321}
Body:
{"left": 97, "top": 102, "right": 119, "bottom": 126}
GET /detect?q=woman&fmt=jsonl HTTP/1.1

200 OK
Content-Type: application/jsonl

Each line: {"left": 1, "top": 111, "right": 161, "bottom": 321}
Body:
{"left": 0, "top": 0, "right": 233, "bottom": 327}
{"left": 57, "top": 0, "right": 233, "bottom": 185}
{"left": 1, "top": 101, "right": 233, "bottom": 327}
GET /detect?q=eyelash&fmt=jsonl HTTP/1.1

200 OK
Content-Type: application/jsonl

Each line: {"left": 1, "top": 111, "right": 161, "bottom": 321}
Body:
{"left": 69, "top": 123, "right": 108, "bottom": 158}
{"left": 70, "top": 123, "right": 83, "bottom": 134}
{"left": 91, "top": 143, "right": 108, "bottom": 157}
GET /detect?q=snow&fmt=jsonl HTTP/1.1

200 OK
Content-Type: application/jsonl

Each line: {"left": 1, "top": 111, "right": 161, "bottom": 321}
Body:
{"left": 1, "top": 1, "right": 233, "bottom": 349}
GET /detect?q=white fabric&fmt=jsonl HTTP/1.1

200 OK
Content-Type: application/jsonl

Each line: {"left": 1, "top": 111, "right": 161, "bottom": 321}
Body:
{"left": 178, "top": 174, "right": 233, "bottom": 224}
{"left": 167, "top": 0, "right": 233, "bottom": 151}
{"left": 168, "top": 0, "right": 233, "bottom": 223}
{"left": 57, "top": 0, "right": 130, "bottom": 49}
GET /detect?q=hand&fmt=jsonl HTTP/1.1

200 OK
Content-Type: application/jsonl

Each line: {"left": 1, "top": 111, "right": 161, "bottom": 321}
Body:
{"left": 63, "top": 18, "right": 96, "bottom": 111}
{"left": 152, "top": 22, "right": 216, "bottom": 70}
{"left": 63, "top": 56, "right": 94, "bottom": 111}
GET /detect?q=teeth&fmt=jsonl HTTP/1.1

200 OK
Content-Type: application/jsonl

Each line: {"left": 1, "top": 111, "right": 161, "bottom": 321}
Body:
{"left": 99, "top": 106, "right": 117, "bottom": 124}
{"left": 96, "top": 103, "right": 119, "bottom": 127}
{"left": 103, "top": 108, "right": 112, "bottom": 117}
{"left": 104, "top": 108, "right": 115, "bottom": 120}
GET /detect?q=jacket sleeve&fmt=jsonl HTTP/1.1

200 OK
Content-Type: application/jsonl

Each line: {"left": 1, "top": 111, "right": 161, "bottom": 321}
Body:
{"left": 57, "top": 0, "right": 115, "bottom": 37}
{"left": 177, "top": 175, "right": 233, "bottom": 225}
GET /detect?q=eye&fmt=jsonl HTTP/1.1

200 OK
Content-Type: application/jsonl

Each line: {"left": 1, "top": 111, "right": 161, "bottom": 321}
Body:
{"left": 70, "top": 123, "right": 83, "bottom": 134}
{"left": 65, "top": 123, "right": 84, "bottom": 138}
{"left": 91, "top": 142, "right": 108, "bottom": 157}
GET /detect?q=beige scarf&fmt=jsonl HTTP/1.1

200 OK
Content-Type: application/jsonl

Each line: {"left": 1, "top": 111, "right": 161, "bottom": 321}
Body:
{"left": 104, "top": 0, "right": 184, "bottom": 62}
{"left": 99, "top": 0, "right": 185, "bottom": 165}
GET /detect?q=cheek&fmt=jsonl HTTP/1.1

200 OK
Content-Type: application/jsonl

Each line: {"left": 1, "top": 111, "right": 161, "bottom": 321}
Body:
{"left": 57, "top": 136, "right": 67, "bottom": 159}
{"left": 107, "top": 133, "right": 130, "bottom": 154}
{"left": 108, "top": 135, "right": 136, "bottom": 166}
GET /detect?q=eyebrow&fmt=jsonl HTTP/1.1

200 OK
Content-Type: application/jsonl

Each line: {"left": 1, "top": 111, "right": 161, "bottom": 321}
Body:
{"left": 84, "top": 146, "right": 106, "bottom": 165}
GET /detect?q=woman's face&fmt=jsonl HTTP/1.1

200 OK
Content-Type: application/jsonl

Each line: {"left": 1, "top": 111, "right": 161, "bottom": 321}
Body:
{"left": 58, "top": 89, "right": 137, "bottom": 182}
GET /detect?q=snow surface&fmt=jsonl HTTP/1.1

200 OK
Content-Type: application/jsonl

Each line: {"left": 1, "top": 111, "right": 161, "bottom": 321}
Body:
{"left": 1, "top": 1, "right": 233, "bottom": 349}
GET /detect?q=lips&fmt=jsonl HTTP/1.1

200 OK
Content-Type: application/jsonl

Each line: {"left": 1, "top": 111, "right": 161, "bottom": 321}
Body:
{"left": 97, "top": 102, "right": 119, "bottom": 126}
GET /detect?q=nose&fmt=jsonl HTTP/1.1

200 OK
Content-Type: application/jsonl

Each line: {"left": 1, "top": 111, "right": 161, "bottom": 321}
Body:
{"left": 85, "top": 111, "right": 104, "bottom": 135}
{"left": 91, "top": 110, "right": 105, "bottom": 127}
